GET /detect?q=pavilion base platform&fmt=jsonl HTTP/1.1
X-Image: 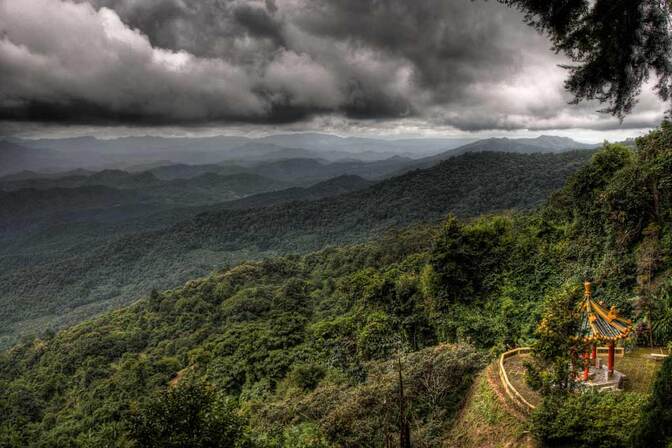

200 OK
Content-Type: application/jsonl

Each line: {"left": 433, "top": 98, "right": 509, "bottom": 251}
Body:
{"left": 582, "top": 364, "right": 626, "bottom": 391}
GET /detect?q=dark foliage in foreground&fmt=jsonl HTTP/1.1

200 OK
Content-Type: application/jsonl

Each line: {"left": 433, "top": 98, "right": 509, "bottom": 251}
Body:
{"left": 631, "top": 356, "right": 672, "bottom": 447}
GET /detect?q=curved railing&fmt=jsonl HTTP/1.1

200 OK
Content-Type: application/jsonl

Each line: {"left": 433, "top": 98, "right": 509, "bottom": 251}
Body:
{"left": 498, "top": 347, "right": 536, "bottom": 413}
{"left": 497, "top": 345, "right": 627, "bottom": 414}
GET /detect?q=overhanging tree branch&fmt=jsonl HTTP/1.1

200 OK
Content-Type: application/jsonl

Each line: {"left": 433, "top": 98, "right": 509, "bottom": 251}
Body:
{"left": 499, "top": 0, "right": 672, "bottom": 119}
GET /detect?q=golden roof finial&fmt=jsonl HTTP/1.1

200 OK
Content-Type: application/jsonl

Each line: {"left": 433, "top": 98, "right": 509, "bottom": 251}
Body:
{"left": 577, "top": 280, "right": 632, "bottom": 341}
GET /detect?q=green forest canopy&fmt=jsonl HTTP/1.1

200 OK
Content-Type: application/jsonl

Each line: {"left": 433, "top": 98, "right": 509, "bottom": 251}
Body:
{"left": 0, "top": 150, "right": 591, "bottom": 349}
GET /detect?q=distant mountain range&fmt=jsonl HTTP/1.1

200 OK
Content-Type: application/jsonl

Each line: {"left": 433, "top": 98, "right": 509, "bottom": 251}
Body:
{"left": 448, "top": 135, "right": 598, "bottom": 155}
{"left": 0, "top": 141, "right": 73, "bottom": 176}
{"left": 2, "top": 133, "right": 464, "bottom": 174}
{"left": 218, "top": 174, "right": 376, "bottom": 210}
{"left": 0, "top": 158, "right": 409, "bottom": 196}
{"left": 1, "top": 133, "right": 597, "bottom": 177}
{"left": 401, "top": 135, "right": 599, "bottom": 172}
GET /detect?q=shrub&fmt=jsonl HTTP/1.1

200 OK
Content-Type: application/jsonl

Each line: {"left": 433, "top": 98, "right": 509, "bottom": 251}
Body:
{"left": 282, "top": 423, "right": 332, "bottom": 448}
{"left": 287, "top": 363, "right": 327, "bottom": 391}
{"left": 531, "top": 391, "right": 647, "bottom": 448}
{"left": 129, "top": 381, "right": 251, "bottom": 448}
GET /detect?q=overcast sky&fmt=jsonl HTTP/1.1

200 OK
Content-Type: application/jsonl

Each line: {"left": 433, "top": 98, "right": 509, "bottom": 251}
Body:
{"left": 0, "top": 0, "right": 667, "bottom": 141}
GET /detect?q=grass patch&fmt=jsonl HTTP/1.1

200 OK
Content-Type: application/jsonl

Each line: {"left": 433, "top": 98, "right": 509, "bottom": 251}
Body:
{"left": 600, "top": 347, "right": 664, "bottom": 393}
{"left": 444, "top": 369, "right": 534, "bottom": 448}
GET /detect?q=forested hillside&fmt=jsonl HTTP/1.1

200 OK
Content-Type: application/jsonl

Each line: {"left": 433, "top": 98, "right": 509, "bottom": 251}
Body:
{"left": 218, "top": 175, "right": 375, "bottom": 210}
{"left": 396, "top": 135, "right": 598, "bottom": 172}
{"left": 141, "top": 157, "right": 415, "bottom": 184}
{"left": 1, "top": 124, "right": 671, "bottom": 447}
{"left": 0, "top": 150, "right": 591, "bottom": 348}
{"left": 0, "top": 170, "right": 292, "bottom": 205}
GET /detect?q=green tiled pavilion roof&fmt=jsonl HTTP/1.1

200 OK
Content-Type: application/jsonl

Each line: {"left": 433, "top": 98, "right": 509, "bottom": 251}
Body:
{"left": 577, "top": 282, "right": 632, "bottom": 342}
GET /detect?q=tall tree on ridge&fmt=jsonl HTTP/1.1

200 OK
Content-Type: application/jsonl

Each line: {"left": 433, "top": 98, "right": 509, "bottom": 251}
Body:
{"left": 500, "top": 0, "right": 672, "bottom": 119}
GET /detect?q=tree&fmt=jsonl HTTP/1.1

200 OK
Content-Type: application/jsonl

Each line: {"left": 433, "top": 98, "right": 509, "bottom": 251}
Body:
{"left": 634, "top": 224, "right": 663, "bottom": 347}
{"left": 396, "top": 351, "right": 411, "bottom": 448}
{"left": 129, "top": 382, "right": 251, "bottom": 448}
{"left": 500, "top": 0, "right": 672, "bottom": 118}
{"left": 149, "top": 288, "right": 162, "bottom": 311}
{"left": 525, "top": 281, "right": 584, "bottom": 396}
{"left": 428, "top": 215, "right": 511, "bottom": 306}
{"left": 652, "top": 283, "right": 672, "bottom": 346}
{"left": 526, "top": 282, "right": 605, "bottom": 446}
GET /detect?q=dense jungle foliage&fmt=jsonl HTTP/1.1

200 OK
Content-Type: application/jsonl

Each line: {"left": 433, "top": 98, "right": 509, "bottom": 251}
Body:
{"left": 2, "top": 123, "right": 672, "bottom": 447}
{"left": 0, "top": 150, "right": 591, "bottom": 349}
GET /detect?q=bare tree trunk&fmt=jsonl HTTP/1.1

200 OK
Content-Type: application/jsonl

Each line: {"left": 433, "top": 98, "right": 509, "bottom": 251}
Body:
{"left": 647, "top": 261, "right": 656, "bottom": 348}
{"left": 648, "top": 300, "right": 655, "bottom": 348}
{"left": 398, "top": 354, "right": 411, "bottom": 448}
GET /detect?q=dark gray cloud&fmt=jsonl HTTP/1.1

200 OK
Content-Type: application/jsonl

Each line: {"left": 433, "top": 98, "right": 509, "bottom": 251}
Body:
{"left": 0, "top": 0, "right": 665, "bottom": 133}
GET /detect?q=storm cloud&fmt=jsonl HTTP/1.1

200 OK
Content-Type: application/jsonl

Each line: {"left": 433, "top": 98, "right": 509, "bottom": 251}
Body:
{"left": 0, "top": 0, "right": 666, "bottom": 132}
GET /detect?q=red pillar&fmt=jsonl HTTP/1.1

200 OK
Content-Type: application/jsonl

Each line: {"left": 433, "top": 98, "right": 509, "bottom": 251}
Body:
{"left": 608, "top": 341, "right": 615, "bottom": 377}
{"left": 592, "top": 344, "right": 598, "bottom": 368}
{"left": 583, "top": 351, "right": 590, "bottom": 381}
